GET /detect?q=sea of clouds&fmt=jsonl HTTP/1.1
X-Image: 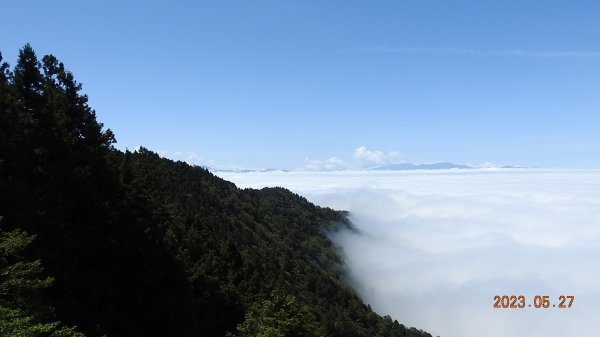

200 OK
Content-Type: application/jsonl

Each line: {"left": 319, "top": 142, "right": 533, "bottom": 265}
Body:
{"left": 216, "top": 169, "right": 600, "bottom": 337}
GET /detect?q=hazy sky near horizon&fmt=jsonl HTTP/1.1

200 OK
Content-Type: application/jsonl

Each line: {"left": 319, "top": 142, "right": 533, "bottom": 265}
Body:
{"left": 3, "top": 1, "right": 600, "bottom": 168}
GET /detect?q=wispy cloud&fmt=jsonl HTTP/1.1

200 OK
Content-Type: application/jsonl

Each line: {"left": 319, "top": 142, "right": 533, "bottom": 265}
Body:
{"left": 359, "top": 46, "right": 600, "bottom": 58}
{"left": 171, "top": 151, "right": 203, "bottom": 165}
{"left": 301, "top": 156, "right": 350, "bottom": 171}
{"left": 300, "top": 147, "right": 402, "bottom": 171}
{"left": 353, "top": 146, "right": 401, "bottom": 166}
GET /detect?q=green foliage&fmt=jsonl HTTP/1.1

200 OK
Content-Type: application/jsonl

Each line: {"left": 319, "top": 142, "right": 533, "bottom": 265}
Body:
{"left": 0, "top": 45, "right": 434, "bottom": 337}
{"left": 0, "top": 227, "right": 52, "bottom": 310}
{"left": 0, "top": 306, "right": 85, "bottom": 337}
{"left": 236, "top": 289, "right": 323, "bottom": 337}
{"left": 0, "top": 219, "right": 84, "bottom": 337}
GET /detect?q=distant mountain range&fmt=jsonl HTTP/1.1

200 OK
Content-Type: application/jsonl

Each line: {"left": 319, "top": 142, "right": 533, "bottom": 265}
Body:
{"left": 210, "top": 162, "right": 528, "bottom": 173}
{"left": 212, "top": 168, "right": 289, "bottom": 173}
{"left": 371, "top": 162, "right": 473, "bottom": 170}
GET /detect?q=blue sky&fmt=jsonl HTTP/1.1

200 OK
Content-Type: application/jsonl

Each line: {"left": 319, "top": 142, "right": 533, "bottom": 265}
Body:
{"left": 3, "top": 0, "right": 600, "bottom": 169}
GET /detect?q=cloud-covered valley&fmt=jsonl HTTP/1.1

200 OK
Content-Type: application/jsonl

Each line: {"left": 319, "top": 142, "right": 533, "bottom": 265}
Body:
{"left": 217, "top": 169, "right": 600, "bottom": 337}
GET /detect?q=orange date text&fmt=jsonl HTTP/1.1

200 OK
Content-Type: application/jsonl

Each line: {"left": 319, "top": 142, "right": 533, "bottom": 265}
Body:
{"left": 493, "top": 295, "right": 574, "bottom": 309}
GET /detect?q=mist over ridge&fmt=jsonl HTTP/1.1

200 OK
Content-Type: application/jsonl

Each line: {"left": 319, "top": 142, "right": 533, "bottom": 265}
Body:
{"left": 217, "top": 168, "right": 600, "bottom": 337}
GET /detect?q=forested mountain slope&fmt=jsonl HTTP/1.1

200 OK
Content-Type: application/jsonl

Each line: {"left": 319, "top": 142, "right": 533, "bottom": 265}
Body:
{"left": 0, "top": 45, "right": 433, "bottom": 337}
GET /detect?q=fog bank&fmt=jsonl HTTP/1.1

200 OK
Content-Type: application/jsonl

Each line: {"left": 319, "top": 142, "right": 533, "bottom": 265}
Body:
{"left": 217, "top": 169, "right": 600, "bottom": 337}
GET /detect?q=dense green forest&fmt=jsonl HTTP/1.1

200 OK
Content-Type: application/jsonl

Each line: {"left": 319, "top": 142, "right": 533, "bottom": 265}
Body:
{"left": 0, "top": 45, "right": 434, "bottom": 337}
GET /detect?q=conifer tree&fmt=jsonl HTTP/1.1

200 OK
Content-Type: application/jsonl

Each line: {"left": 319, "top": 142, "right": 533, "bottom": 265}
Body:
{"left": 0, "top": 217, "right": 84, "bottom": 337}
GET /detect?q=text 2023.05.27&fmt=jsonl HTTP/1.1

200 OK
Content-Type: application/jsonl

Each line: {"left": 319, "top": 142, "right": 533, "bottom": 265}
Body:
{"left": 493, "top": 295, "right": 574, "bottom": 309}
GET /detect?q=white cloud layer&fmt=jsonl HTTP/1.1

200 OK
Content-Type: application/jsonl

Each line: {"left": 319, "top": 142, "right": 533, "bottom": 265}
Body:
{"left": 216, "top": 169, "right": 600, "bottom": 337}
